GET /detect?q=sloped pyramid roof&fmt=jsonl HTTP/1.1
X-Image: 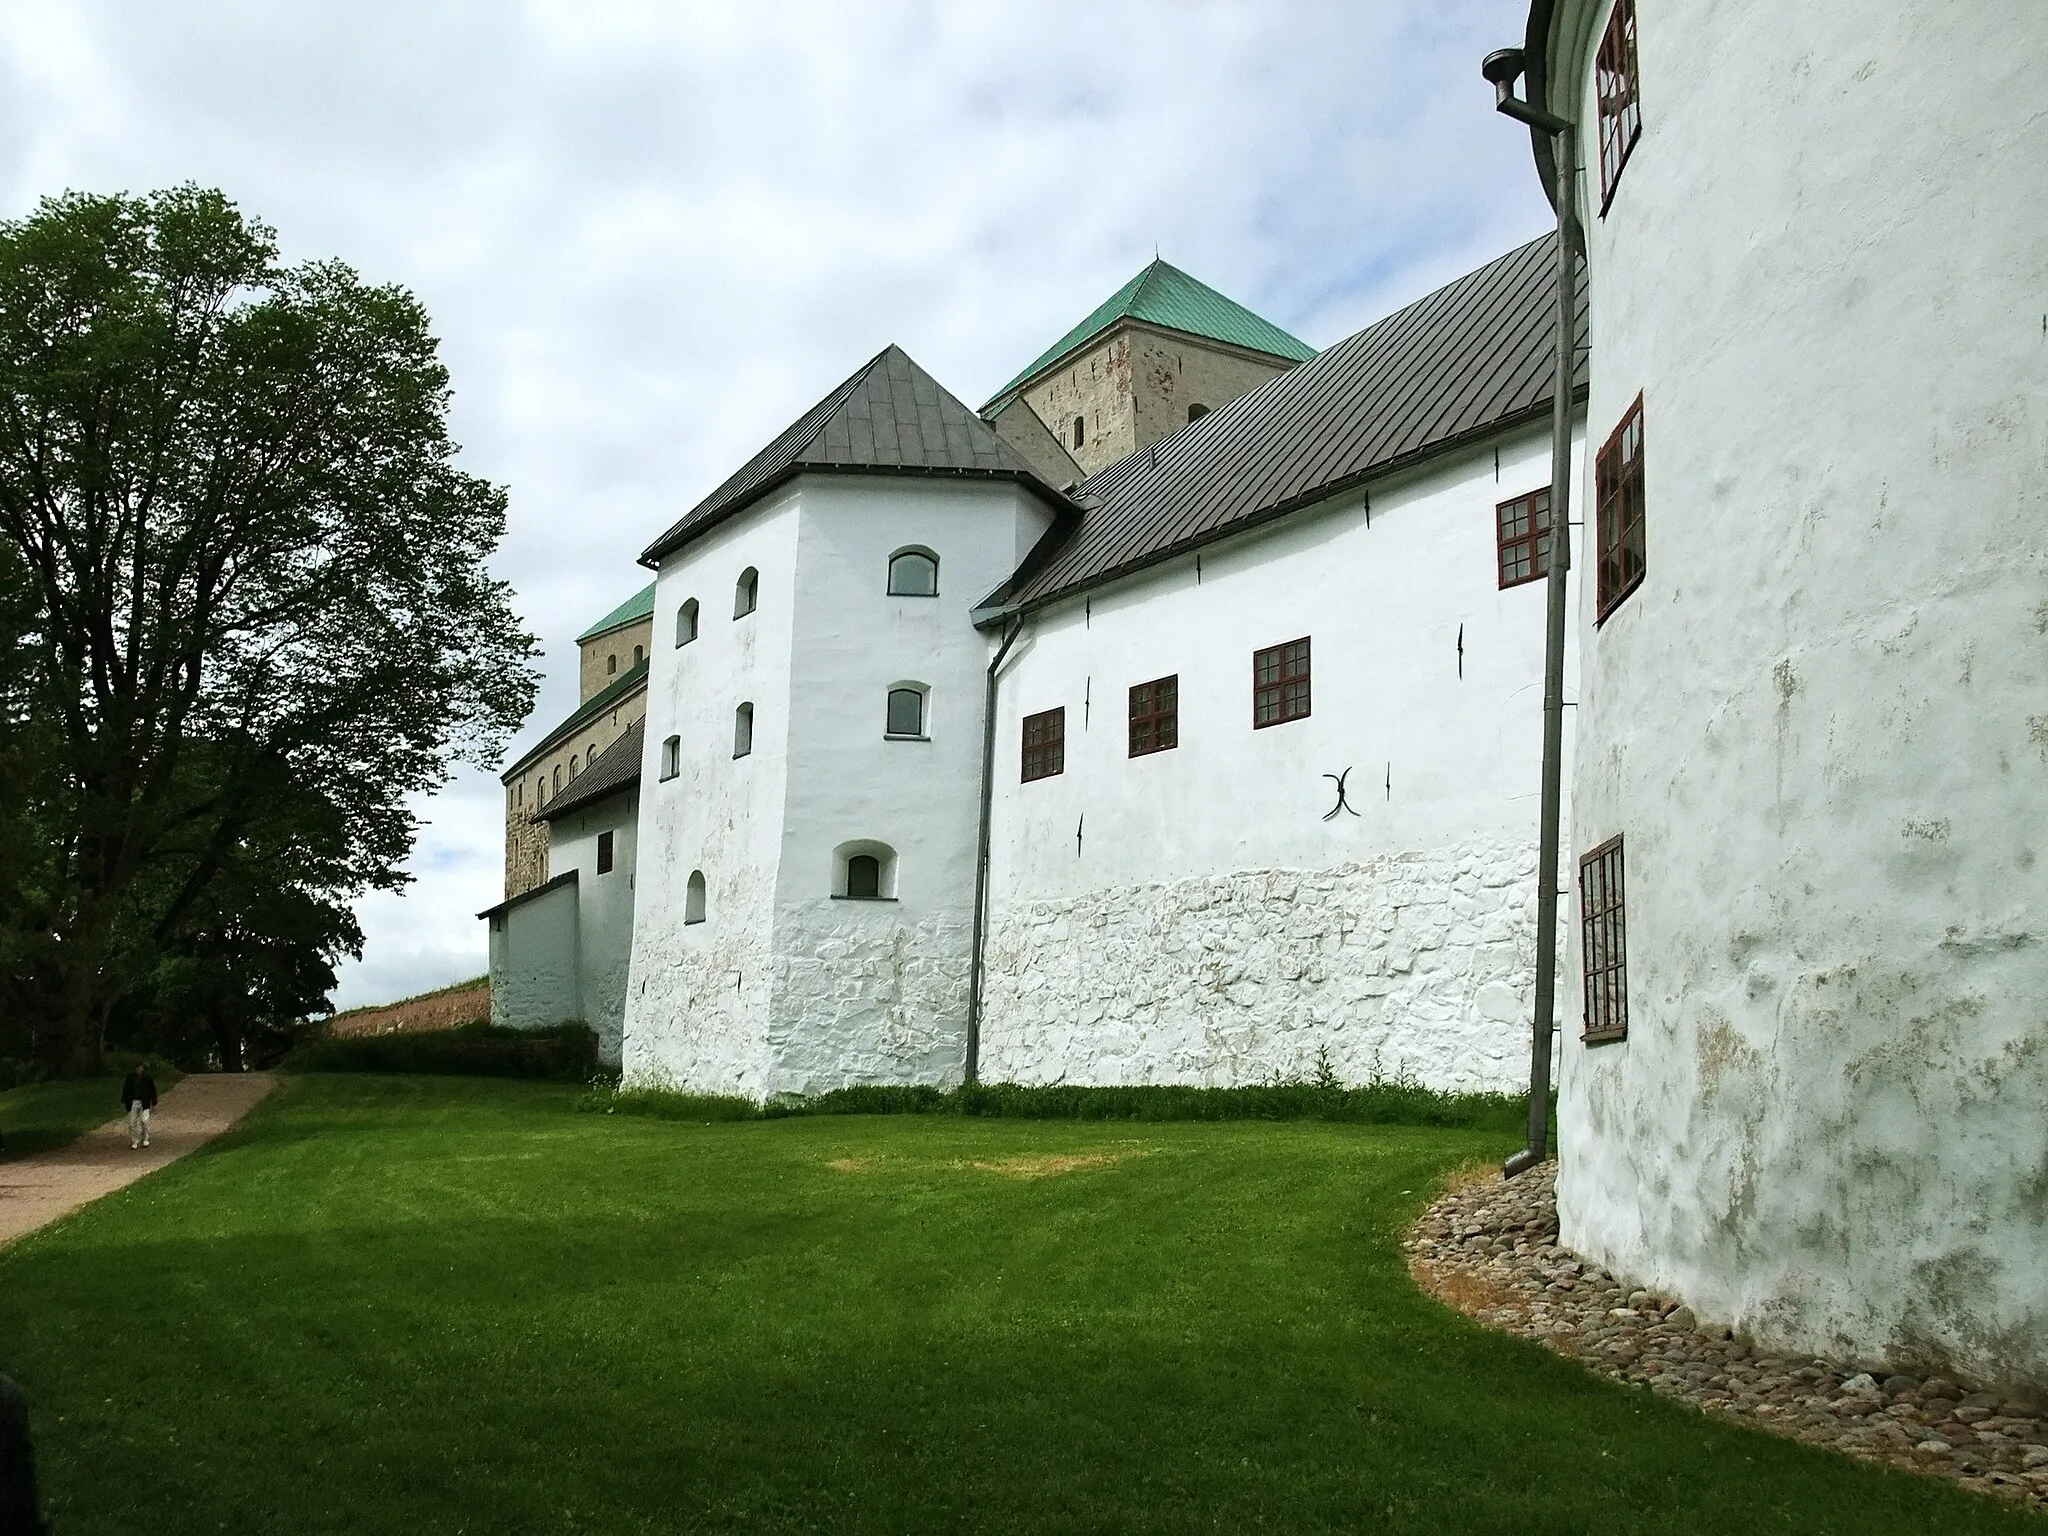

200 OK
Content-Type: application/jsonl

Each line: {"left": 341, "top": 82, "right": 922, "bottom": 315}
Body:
{"left": 983, "top": 259, "right": 1316, "bottom": 414}
{"left": 641, "top": 344, "right": 1065, "bottom": 567}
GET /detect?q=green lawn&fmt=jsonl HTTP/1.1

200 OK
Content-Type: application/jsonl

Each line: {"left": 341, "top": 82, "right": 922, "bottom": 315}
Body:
{"left": 1, "top": 1075, "right": 2030, "bottom": 1535}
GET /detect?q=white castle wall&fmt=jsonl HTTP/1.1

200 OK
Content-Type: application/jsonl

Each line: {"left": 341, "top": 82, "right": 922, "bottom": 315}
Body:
{"left": 982, "top": 423, "right": 1581, "bottom": 1092}
{"left": 621, "top": 493, "right": 800, "bottom": 1095}
{"left": 623, "top": 476, "right": 1054, "bottom": 1095}
{"left": 544, "top": 789, "right": 639, "bottom": 1067}
{"left": 1549, "top": 0, "right": 2048, "bottom": 1386}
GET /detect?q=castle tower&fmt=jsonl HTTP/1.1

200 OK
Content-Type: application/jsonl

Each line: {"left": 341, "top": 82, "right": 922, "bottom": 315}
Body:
{"left": 982, "top": 259, "right": 1315, "bottom": 481}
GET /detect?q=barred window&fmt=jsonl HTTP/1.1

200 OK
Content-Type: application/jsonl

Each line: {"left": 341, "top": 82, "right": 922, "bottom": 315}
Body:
{"left": 1595, "top": 396, "right": 1647, "bottom": 621}
{"left": 1252, "top": 638, "right": 1311, "bottom": 729}
{"left": 1497, "top": 488, "right": 1552, "bottom": 589}
{"left": 1021, "top": 706, "right": 1065, "bottom": 782}
{"left": 1580, "top": 836, "right": 1629, "bottom": 1042}
{"left": 1128, "top": 674, "right": 1178, "bottom": 757}
{"left": 1596, "top": 0, "right": 1643, "bottom": 210}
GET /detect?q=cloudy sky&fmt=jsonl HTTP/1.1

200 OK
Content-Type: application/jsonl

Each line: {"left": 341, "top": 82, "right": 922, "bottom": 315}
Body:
{"left": 0, "top": 0, "right": 1551, "bottom": 1011}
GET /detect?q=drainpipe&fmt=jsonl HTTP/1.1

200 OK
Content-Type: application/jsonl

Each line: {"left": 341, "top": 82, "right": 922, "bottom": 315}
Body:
{"left": 1483, "top": 47, "right": 1578, "bottom": 1179}
{"left": 964, "top": 606, "right": 1026, "bottom": 1084}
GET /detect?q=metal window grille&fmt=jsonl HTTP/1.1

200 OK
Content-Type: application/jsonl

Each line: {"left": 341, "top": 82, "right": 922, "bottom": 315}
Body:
{"left": 1596, "top": 0, "right": 1643, "bottom": 210}
{"left": 1496, "top": 487, "right": 1553, "bottom": 589}
{"left": 1252, "top": 638, "right": 1311, "bottom": 728}
{"left": 1021, "top": 706, "right": 1065, "bottom": 782}
{"left": 1595, "top": 396, "right": 1647, "bottom": 621}
{"left": 1579, "top": 835, "right": 1629, "bottom": 1042}
{"left": 596, "top": 830, "right": 614, "bottom": 874}
{"left": 1128, "top": 674, "right": 1179, "bottom": 757}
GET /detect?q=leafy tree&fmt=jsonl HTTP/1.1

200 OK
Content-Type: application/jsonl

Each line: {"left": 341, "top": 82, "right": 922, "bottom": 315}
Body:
{"left": 0, "top": 186, "right": 537, "bottom": 1074}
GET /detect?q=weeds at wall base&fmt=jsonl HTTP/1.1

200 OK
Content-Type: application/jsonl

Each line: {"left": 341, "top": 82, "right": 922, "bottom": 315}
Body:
{"left": 580, "top": 1077, "right": 1533, "bottom": 1135}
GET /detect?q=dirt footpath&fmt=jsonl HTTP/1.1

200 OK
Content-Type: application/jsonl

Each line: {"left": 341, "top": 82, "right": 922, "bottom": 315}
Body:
{"left": 0, "top": 1072, "right": 277, "bottom": 1246}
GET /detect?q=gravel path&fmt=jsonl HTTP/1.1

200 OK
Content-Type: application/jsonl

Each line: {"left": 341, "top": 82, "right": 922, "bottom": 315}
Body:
{"left": 0, "top": 1072, "right": 277, "bottom": 1246}
{"left": 1407, "top": 1160, "right": 2048, "bottom": 1513}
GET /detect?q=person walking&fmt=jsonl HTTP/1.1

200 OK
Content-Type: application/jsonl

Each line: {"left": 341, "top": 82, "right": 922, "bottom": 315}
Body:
{"left": 121, "top": 1062, "right": 157, "bottom": 1151}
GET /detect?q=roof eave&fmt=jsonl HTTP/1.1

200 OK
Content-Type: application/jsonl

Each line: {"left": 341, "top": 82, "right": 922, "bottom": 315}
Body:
{"left": 477, "top": 868, "right": 578, "bottom": 922}
{"left": 536, "top": 768, "right": 642, "bottom": 824}
{"left": 500, "top": 666, "right": 650, "bottom": 781}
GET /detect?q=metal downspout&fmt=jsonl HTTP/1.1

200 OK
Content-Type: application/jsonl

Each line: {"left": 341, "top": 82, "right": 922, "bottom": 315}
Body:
{"left": 965, "top": 610, "right": 1025, "bottom": 1084}
{"left": 1484, "top": 50, "right": 1579, "bottom": 1179}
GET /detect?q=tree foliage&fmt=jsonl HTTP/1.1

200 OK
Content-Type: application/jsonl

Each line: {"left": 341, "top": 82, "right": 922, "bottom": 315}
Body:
{"left": 0, "top": 186, "right": 537, "bottom": 1073}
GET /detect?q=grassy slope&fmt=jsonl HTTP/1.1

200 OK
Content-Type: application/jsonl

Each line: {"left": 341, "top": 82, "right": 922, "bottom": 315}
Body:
{"left": 1, "top": 1075, "right": 2030, "bottom": 1536}
{"left": 0, "top": 1062, "right": 183, "bottom": 1161}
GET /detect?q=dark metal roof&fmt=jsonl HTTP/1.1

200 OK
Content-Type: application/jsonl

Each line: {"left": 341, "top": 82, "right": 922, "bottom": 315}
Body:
{"left": 501, "top": 659, "right": 648, "bottom": 780}
{"left": 477, "top": 869, "right": 577, "bottom": 923}
{"left": 992, "top": 234, "right": 1585, "bottom": 611}
{"left": 640, "top": 344, "right": 1068, "bottom": 568}
{"left": 537, "top": 716, "right": 644, "bottom": 823}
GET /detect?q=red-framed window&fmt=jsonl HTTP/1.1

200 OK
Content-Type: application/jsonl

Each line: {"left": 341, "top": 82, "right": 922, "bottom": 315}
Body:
{"left": 1595, "top": 396, "right": 1646, "bottom": 621}
{"left": 1021, "top": 706, "right": 1065, "bottom": 782}
{"left": 1497, "top": 487, "right": 1552, "bottom": 589}
{"left": 1596, "top": 0, "right": 1643, "bottom": 210}
{"left": 1252, "top": 638, "right": 1310, "bottom": 729}
{"left": 1579, "top": 836, "right": 1629, "bottom": 1043}
{"left": 1128, "top": 674, "right": 1179, "bottom": 757}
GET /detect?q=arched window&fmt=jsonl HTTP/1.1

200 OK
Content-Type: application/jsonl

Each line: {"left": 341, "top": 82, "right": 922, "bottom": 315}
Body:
{"left": 887, "top": 548, "right": 938, "bottom": 596}
{"left": 607, "top": 653, "right": 617, "bottom": 675}
{"left": 570, "top": 754, "right": 580, "bottom": 777}
{"left": 1072, "top": 415, "right": 1085, "bottom": 448}
{"left": 833, "top": 840, "right": 897, "bottom": 900}
{"left": 660, "top": 735, "right": 680, "bottom": 780}
{"left": 553, "top": 765, "right": 563, "bottom": 794}
{"left": 734, "top": 567, "right": 758, "bottom": 618}
{"left": 633, "top": 644, "right": 644, "bottom": 665}
{"left": 676, "top": 599, "right": 699, "bottom": 647}
{"left": 588, "top": 741, "right": 598, "bottom": 764}
{"left": 684, "top": 870, "right": 707, "bottom": 925}
{"left": 885, "top": 684, "right": 927, "bottom": 739}
{"left": 733, "top": 702, "right": 754, "bottom": 758}
{"left": 1187, "top": 403, "right": 1209, "bottom": 422}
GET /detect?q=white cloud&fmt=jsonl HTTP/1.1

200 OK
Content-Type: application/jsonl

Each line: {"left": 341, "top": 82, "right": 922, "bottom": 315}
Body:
{"left": 0, "top": 0, "right": 1552, "bottom": 1011}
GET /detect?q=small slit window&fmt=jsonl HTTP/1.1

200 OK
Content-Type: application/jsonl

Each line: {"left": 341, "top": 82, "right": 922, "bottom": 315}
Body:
{"left": 1128, "top": 674, "right": 1178, "bottom": 757}
{"left": 1580, "top": 836, "right": 1629, "bottom": 1042}
{"left": 634, "top": 644, "right": 644, "bottom": 665}
{"left": 1252, "top": 638, "right": 1311, "bottom": 728}
{"left": 733, "top": 702, "right": 754, "bottom": 758}
{"left": 1022, "top": 706, "right": 1065, "bottom": 783}
{"left": 1596, "top": 0, "right": 1643, "bottom": 211}
{"left": 1071, "top": 415, "right": 1085, "bottom": 449}
{"left": 596, "top": 829, "right": 614, "bottom": 874}
{"left": 734, "top": 567, "right": 758, "bottom": 619}
{"left": 1595, "top": 396, "right": 1647, "bottom": 622}
{"left": 1187, "top": 403, "right": 1209, "bottom": 423}
{"left": 1497, "top": 487, "right": 1552, "bottom": 589}
{"left": 607, "top": 653, "right": 617, "bottom": 676}
{"left": 660, "top": 735, "right": 680, "bottom": 781}
{"left": 886, "top": 686, "right": 927, "bottom": 739}
{"left": 684, "top": 870, "right": 706, "bottom": 925}
{"left": 846, "top": 855, "right": 880, "bottom": 899}
{"left": 887, "top": 549, "right": 939, "bottom": 596}
{"left": 676, "top": 599, "right": 699, "bottom": 646}
{"left": 832, "top": 841, "right": 897, "bottom": 900}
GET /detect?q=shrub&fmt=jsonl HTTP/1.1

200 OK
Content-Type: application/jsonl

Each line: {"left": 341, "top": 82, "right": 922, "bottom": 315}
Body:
{"left": 286, "top": 1022, "right": 597, "bottom": 1080}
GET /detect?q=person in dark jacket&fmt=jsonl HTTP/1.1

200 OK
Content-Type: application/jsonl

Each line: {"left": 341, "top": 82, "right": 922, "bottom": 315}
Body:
{"left": 121, "top": 1063, "right": 157, "bottom": 1150}
{"left": 0, "top": 1372, "right": 51, "bottom": 1536}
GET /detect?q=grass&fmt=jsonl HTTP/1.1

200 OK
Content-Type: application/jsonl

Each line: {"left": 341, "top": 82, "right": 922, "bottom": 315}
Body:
{"left": 0, "top": 1057, "right": 183, "bottom": 1160}
{"left": 1, "top": 1074, "right": 2032, "bottom": 1535}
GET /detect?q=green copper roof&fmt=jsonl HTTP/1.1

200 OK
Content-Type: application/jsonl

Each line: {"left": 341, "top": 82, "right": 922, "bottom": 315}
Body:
{"left": 984, "top": 260, "right": 1316, "bottom": 413}
{"left": 576, "top": 581, "right": 656, "bottom": 643}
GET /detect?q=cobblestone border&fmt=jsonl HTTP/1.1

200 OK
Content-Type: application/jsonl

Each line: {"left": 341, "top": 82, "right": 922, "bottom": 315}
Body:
{"left": 1405, "top": 1160, "right": 2048, "bottom": 1512}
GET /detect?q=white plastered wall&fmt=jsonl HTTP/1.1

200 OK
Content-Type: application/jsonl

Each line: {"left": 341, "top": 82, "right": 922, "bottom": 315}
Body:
{"left": 544, "top": 789, "right": 639, "bottom": 1067}
{"left": 488, "top": 877, "right": 580, "bottom": 1032}
{"left": 621, "top": 493, "right": 800, "bottom": 1094}
{"left": 982, "top": 422, "right": 1582, "bottom": 1092}
{"left": 1552, "top": 0, "right": 2048, "bottom": 1387}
